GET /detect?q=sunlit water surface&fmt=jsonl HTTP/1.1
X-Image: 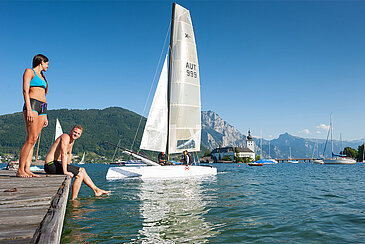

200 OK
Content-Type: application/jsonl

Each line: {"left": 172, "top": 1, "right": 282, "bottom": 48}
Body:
{"left": 61, "top": 163, "right": 365, "bottom": 243}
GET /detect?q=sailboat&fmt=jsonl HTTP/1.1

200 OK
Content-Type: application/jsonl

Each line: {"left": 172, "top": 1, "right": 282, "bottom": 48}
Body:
{"left": 106, "top": 3, "right": 217, "bottom": 180}
{"left": 288, "top": 146, "right": 299, "bottom": 163}
{"left": 55, "top": 118, "right": 63, "bottom": 140}
{"left": 312, "top": 139, "right": 324, "bottom": 164}
{"left": 323, "top": 114, "right": 356, "bottom": 164}
{"left": 79, "top": 152, "right": 85, "bottom": 165}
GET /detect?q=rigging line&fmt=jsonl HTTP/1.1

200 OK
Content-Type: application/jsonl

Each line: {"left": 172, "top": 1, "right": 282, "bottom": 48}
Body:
{"left": 130, "top": 21, "right": 172, "bottom": 151}
{"left": 112, "top": 135, "right": 122, "bottom": 162}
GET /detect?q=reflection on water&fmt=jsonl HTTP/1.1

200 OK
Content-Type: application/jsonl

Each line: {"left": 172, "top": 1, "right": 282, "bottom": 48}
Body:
{"left": 137, "top": 177, "right": 219, "bottom": 243}
{"left": 62, "top": 198, "right": 100, "bottom": 243}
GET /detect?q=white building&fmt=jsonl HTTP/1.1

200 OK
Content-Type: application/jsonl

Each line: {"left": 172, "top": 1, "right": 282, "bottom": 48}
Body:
{"left": 246, "top": 130, "right": 255, "bottom": 154}
{"left": 211, "top": 130, "right": 256, "bottom": 161}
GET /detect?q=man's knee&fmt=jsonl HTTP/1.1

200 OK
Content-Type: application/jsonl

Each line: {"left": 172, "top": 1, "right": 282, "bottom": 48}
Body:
{"left": 76, "top": 169, "right": 84, "bottom": 178}
{"left": 77, "top": 168, "right": 85, "bottom": 177}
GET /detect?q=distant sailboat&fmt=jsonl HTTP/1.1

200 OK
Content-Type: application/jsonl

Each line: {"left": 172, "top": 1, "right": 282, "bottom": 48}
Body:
{"left": 253, "top": 139, "right": 278, "bottom": 165}
{"left": 288, "top": 146, "right": 299, "bottom": 163}
{"left": 79, "top": 152, "right": 85, "bottom": 165}
{"left": 106, "top": 3, "right": 217, "bottom": 179}
{"left": 312, "top": 139, "right": 324, "bottom": 164}
{"left": 323, "top": 114, "right": 356, "bottom": 164}
{"left": 55, "top": 118, "right": 63, "bottom": 141}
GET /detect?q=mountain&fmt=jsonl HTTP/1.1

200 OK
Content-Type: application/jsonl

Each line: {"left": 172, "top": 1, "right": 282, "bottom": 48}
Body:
{"left": 0, "top": 107, "right": 362, "bottom": 159}
{"left": 201, "top": 111, "right": 246, "bottom": 149}
{"left": 201, "top": 111, "right": 362, "bottom": 159}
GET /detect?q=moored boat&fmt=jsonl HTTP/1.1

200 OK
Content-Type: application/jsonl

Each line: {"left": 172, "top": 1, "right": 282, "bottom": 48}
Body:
{"left": 106, "top": 3, "right": 217, "bottom": 180}
{"left": 247, "top": 162, "right": 263, "bottom": 166}
{"left": 323, "top": 114, "right": 356, "bottom": 165}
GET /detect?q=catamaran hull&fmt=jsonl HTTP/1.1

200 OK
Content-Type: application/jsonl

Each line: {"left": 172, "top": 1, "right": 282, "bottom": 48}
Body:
{"left": 106, "top": 165, "right": 217, "bottom": 180}
{"left": 323, "top": 158, "right": 356, "bottom": 164}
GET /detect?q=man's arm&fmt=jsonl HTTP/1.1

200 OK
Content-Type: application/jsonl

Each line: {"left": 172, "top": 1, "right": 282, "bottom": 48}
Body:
{"left": 60, "top": 135, "right": 74, "bottom": 177}
{"left": 67, "top": 143, "right": 74, "bottom": 165}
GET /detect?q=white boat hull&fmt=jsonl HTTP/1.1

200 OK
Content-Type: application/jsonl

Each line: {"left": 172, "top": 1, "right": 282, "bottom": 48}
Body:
{"left": 323, "top": 157, "right": 356, "bottom": 164}
{"left": 106, "top": 165, "right": 217, "bottom": 180}
{"left": 312, "top": 159, "right": 324, "bottom": 164}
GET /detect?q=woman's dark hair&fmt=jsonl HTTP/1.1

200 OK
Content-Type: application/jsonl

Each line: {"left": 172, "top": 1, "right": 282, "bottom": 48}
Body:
{"left": 32, "top": 54, "right": 49, "bottom": 93}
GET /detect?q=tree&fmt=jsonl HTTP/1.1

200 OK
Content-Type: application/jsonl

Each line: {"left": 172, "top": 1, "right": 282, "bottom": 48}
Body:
{"left": 242, "top": 157, "right": 252, "bottom": 163}
{"left": 255, "top": 155, "right": 261, "bottom": 161}
{"left": 341, "top": 147, "right": 357, "bottom": 159}
{"left": 203, "top": 149, "right": 211, "bottom": 157}
{"left": 356, "top": 144, "right": 364, "bottom": 162}
{"left": 222, "top": 155, "right": 232, "bottom": 161}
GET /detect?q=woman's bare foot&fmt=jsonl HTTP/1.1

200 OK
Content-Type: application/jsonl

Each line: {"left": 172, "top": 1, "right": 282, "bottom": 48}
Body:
{"left": 95, "top": 188, "right": 111, "bottom": 197}
{"left": 16, "top": 170, "right": 31, "bottom": 178}
{"left": 26, "top": 171, "right": 41, "bottom": 178}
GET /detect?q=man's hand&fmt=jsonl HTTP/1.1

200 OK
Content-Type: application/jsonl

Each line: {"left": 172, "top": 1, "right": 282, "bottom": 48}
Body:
{"left": 64, "top": 171, "right": 74, "bottom": 177}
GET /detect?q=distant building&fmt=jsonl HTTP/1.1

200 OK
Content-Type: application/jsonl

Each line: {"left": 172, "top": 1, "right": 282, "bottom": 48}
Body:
{"left": 211, "top": 130, "right": 256, "bottom": 161}
{"left": 246, "top": 129, "right": 255, "bottom": 153}
{"left": 235, "top": 147, "right": 255, "bottom": 160}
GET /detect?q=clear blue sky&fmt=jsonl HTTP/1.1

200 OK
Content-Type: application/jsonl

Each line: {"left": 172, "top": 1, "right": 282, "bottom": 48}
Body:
{"left": 1, "top": 0, "right": 364, "bottom": 141}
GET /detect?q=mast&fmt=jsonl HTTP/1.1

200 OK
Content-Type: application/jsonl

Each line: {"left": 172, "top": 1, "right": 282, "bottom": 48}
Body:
{"left": 330, "top": 113, "right": 333, "bottom": 157}
{"left": 166, "top": 3, "right": 176, "bottom": 156}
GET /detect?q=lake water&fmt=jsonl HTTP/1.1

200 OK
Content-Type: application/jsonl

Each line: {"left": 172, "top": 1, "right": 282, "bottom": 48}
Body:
{"left": 61, "top": 163, "right": 365, "bottom": 243}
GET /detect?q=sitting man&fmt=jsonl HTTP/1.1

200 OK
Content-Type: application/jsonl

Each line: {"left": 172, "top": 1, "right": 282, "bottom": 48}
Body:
{"left": 158, "top": 151, "right": 168, "bottom": 165}
{"left": 181, "top": 150, "right": 193, "bottom": 165}
{"left": 44, "top": 125, "right": 110, "bottom": 200}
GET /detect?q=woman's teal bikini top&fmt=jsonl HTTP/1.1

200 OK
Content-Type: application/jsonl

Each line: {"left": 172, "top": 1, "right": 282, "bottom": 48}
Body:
{"left": 30, "top": 69, "right": 47, "bottom": 89}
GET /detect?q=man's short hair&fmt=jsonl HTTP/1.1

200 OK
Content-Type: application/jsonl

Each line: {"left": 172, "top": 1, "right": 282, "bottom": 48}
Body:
{"left": 73, "top": 125, "right": 84, "bottom": 131}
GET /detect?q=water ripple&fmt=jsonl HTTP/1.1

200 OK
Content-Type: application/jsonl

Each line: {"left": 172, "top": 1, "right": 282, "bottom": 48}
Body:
{"left": 61, "top": 163, "right": 365, "bottom": 243}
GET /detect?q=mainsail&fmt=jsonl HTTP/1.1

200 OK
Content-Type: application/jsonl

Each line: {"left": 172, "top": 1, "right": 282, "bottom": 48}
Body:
{"left": 168, "top": 3, "right": 201, "bottom": 154}
{"left": 140, "top": 3, "right": 201, "bottom": 155}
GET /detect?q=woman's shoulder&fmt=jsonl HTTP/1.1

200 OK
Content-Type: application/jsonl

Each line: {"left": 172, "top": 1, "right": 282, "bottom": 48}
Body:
{"left": 23, "top": 68, "right": 35, "bottom": 81}
{"left": 24, "top": 68, "right": 35, "bottom": 75}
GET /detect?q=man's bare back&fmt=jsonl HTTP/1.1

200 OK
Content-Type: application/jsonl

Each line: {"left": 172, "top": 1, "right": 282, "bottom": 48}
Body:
{"left": 45, "top": 134, "right": 74, "bottom": 164}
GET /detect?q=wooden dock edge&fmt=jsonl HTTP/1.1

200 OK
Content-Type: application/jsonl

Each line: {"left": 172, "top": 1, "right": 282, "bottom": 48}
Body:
{"left": 30, "top": 176, "right": 71, "bottom": 244}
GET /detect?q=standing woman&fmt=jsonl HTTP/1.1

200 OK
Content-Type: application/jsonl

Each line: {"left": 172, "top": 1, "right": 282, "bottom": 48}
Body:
{"left": 17, "top": 54, "right": 49, "bottom": 177}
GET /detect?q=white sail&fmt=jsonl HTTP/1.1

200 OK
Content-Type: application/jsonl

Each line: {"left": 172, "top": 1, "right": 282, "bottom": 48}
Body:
{"left": 55, "top": 118, "right": 63, "bottom": 141}
{"left": 140, "top": 55, "right": 169, "bottom": 152}
{"left": 79, "top": 152, "right": 85, "bottom": 164}
{"left": 168, "top": 3, "right": 201, "bottom": 154}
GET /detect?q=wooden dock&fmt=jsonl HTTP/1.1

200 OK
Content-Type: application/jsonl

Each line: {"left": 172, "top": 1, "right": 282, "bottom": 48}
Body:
{"left": 0, "top": 170, "right": 70, "bottom": 243}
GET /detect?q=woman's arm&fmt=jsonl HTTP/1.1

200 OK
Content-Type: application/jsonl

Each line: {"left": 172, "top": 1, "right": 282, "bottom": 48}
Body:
{"left": 23, "top": 68, "right": 35, "bottom": 123}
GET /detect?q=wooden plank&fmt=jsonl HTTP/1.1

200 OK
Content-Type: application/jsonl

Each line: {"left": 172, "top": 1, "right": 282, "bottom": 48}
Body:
{"left": 0, "top": 170, "right": 70, "bottom": 243}
{"left": 31, "top": 176, "right": 70, "bottom": 244}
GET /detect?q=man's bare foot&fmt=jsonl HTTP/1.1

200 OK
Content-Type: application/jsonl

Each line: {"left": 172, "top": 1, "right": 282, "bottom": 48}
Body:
{"left": 95, "top": 189, "right": 111, "bottom": 197}
{"left": 26, "top": 171, "right": 41, "bottom": 178}
{"left": 16, "top": 170, "right": 31, "bottom": 178}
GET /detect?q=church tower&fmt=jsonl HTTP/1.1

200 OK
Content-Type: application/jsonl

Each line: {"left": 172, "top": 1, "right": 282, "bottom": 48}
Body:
{"left": 246, "top": 129, "right": 255, "bottom": 153}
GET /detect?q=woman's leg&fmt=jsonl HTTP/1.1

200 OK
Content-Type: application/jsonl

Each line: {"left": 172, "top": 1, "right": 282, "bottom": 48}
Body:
{"left": 24, "top": 146, "right": 35, "bottom": 176}
{"left": 24, "top": 115, "right": 45, "bottom": 177}
{"left": 17, "top": 111, "right": 43, "bottom": 177}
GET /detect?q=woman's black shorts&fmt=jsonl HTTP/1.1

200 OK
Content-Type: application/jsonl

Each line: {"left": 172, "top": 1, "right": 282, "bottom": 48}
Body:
{"left": 23, "top": 98, "right": 47, "bottom": 115}
{"left": 44, "top": 161, "right": 80, "bottom": 177}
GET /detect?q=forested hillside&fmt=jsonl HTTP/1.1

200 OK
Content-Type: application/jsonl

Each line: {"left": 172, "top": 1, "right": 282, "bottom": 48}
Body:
{"left": 0, "top": 107, "right": 145, "bottom": 158}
